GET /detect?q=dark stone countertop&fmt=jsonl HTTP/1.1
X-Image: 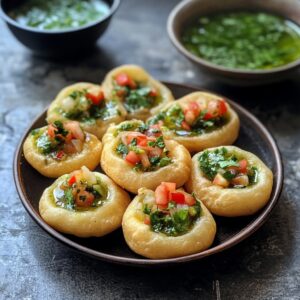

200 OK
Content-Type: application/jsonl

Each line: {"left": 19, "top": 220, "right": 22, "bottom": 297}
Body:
{"left": 1, "top": 1, "right": 300, "bottom": 299}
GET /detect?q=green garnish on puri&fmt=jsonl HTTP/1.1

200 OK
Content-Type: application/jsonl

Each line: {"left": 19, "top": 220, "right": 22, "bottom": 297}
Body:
{"left": 143, "top": 197, "right": 201, "bottom": 236}
{"left": 198, "top": 147, "right": 258, "bottom": 188}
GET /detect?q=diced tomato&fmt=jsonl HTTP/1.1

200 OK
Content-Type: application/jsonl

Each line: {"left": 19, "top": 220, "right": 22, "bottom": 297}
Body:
{"left": 181, "top": 121, "right": 191, "bottom": 131}
{"left": 115, "top": 73, "right": 136, "bottom": 89}
{"left": 64, "top": 132, "right": 73, "bottom": 143}
{"left": 125, "top": 133, "right": 147, "bottom": 146}
{"left": 148, "top": 147, "right": 163, "bottom": 157}
{"left": 125, "top": 151, "right": 141, "bottom": 165}
{"left": 219, "top": 99, "right": 227, "bottom": 115}
{"left": 70, "top": 170, "right": 83, "bottom": 182}
{"left": 149, "top": 88, "right": 158, "bottom": 97}
{"left": 86, "top": 91, "right": 104, "bottom": 105}
{"left": 68, "top": 175, "right": 76, "bottom": 186}
{"left": 155, "top": 184, "right": 169, "bottom": 206}
{"left": 47, "top": 124, "right": 57, "bottom": 138}
{"left": 139, "top": 139, "right": 148, "bottom": 147}
{"left": 144, "top": 215, "right": 151, "bottom": 225}
{"left": 140, "top": 153, "right": 151, "bottom": 168}
{"left": 203, "top": 112, "right": 214, "bottom": 120}
{"left": 238, "top": 159, "right": 248, "bottom": 174}
{"left": 170, "top": 192, "right": 185, "bottom": 204}
{"left": 125, "top": 134, "right": 136, "bottom": 145}
{"left": 161, "top": 182, "right": 176, "bottom": 193}
{"left": 56, "top": 150, "right": 65, "bottom": 160}
{"left": 115, "top": 73, "right": 129, "bottom": 86}
{"left": 205, "top": 99, "right": 227, "bottom": 119}
{"left": 184, "top": 110, "right": 196, "bottom": 125}
{"left": 137, "top": 135, "right": 148, "bottom": 145}
{"left": 207, "top": 100, "right": 220, "bottom": 117}
{"left": 75, "top": 191, "right": 95, "bottom": 207}
{"left": 184, "top": 194, "right": 196, "bottom": 206}
{"left": 188, "top": 102, "right": 200, "bottom": 114}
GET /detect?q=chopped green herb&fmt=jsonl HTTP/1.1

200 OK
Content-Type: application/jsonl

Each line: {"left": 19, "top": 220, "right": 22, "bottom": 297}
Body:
{"left": 143, "top": 204, "right": 151, "bottom": 215}
{"left": 116, "top": 143, "right": 129, "bottom": 156}
{"left": 64, "top": 188, "right": 75, "bottom": 210}
{"left": 148, "top": 200, "right": 201, "bottom": 236}
{"left": 31, "top": 128, "right": 40, "bottom": 136}
{"left": 199, "top": 147, "right": 239, "bottom": 180}
{"left": 159, "top": 157, "right": 172, "bottom": 167}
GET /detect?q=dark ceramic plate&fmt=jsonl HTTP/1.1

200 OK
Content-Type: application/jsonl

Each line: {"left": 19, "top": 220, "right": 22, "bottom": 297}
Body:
{"left": 14, "top": 82, "right": 283, "bottom": 266}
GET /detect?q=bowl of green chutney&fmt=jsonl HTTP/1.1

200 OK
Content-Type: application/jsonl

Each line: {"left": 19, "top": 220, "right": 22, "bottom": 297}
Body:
{"left": 0, "top": 0, "right": 120, "bottom": 57}
{"left": 167, "top": 0, "right": 300, "bottom": 85}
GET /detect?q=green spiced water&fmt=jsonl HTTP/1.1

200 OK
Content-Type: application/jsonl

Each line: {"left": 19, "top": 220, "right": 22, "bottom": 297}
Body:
{"left": 182, "top": 12, "right": 300, "bottom": 70}
{"left": 9, "top": 0, "right": 110, "bottom": 30}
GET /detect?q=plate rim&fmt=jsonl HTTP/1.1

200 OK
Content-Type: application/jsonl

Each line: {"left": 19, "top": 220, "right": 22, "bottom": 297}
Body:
{"left": 13, "top": 81, "right": 283, "bottom": 266}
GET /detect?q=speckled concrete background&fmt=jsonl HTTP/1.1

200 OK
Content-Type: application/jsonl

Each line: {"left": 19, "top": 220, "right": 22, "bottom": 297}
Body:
{"left": 1, "top": 0, "right": 300, "bottom": 299}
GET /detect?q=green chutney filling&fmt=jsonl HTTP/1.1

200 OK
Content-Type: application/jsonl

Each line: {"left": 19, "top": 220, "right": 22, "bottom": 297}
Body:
{"left": 113, "top": 73, "right": 162, "bottom": 113}
{"left": 142, "top": 193, "right": 201, "bottom": 237}
{"left": 53, "top": 172, "right": 108, "bottom": 211}
{"left": 182, "top": 12, "right": 300, "bottom": 70}
{"left": 31, "top": 120, "right": 85, "bottom": 160}
{"left": 57, "top": 89, "right": 120, "bottom": 123}
{"left": 148, "top": 101, "right": 228, "bottom": 137}
{"left": 198, "top": 147, "right": 258, "bottom": 188}
{"left": 9, "top": 0, "right": 110, "bottom": 30}
{"left": 115, "top": 130, "right": 172, "bottom": 172}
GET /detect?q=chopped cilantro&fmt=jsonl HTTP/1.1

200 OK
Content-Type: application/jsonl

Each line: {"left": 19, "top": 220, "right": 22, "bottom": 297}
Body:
{"left": 159, "top": 157, "right": 172, "bottom": 167}
{"left": 198, "top": 147, "right": 239, "bottom": 180}
{"left": 36, "top": 133, "right": 56, "bottom": 154}
{"left": 149, "top": 156, "right": 161, "bottom": 165}
{"left": 115, "top": 83, "right": 161, "bottom": 113}
{"left": 130, "top": 138, "right": 137, "bottom": 146}
{"left": 148, "top": 200, "right": 201, "bottom": 236}
{"left": 137, "top": 123, "right": 149, "bottom": 132}
{"left": 223, "top": 170, "right": 236, "bottom": 181}
{"left": 64, "top": 188, "right": 75, "bottom": 210}
{"left": 155, "top": 136, "right": 165, "bottom": 148}
{"left": 119, "top": 123, "right": 135, "bottom": 131}
{"left": 143, "top": 204, "right": 151, "bottom": 215}
{"left": 53, "top": 120, "right": 68, "bottom": 137}
{"left": 31, "top": 128, "right": 40, "bottom": 136}
{"left": 133, "top": 163, "right": 143, "bottom": 172}
{"left": 248, "top": 167, "right": 258, "bottom": 184}
{"left": 116, "top": 143, "right": 128, "bottom": 156}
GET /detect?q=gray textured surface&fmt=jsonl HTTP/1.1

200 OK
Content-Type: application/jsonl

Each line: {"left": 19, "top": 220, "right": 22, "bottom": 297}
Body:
{"left": 0, "top": 0, "right": 300, "bottom": 299}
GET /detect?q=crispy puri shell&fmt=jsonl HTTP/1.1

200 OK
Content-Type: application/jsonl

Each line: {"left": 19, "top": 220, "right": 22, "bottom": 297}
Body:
{"left": 186, "top": 146, "right": 273, "bottom": 217}
{"left": 101, "top": 127, "right": 192, "bottom": 194}
{"left": 23, "top": 127, "right": 102, "bottom": 178}
{"left": 122, "top": 188, "right": 216, "bottom": 259}
{"left": 101, "top": 65, "right": 174, "bottom": 120}
{"left": 46, "top": 82, "right": 126, "bottom": 140}
{"left": 148, "top": 91, "right": 240, "bottom": 152}
{"left": 39, "top": 173, "right": 131, "bottom": 237}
